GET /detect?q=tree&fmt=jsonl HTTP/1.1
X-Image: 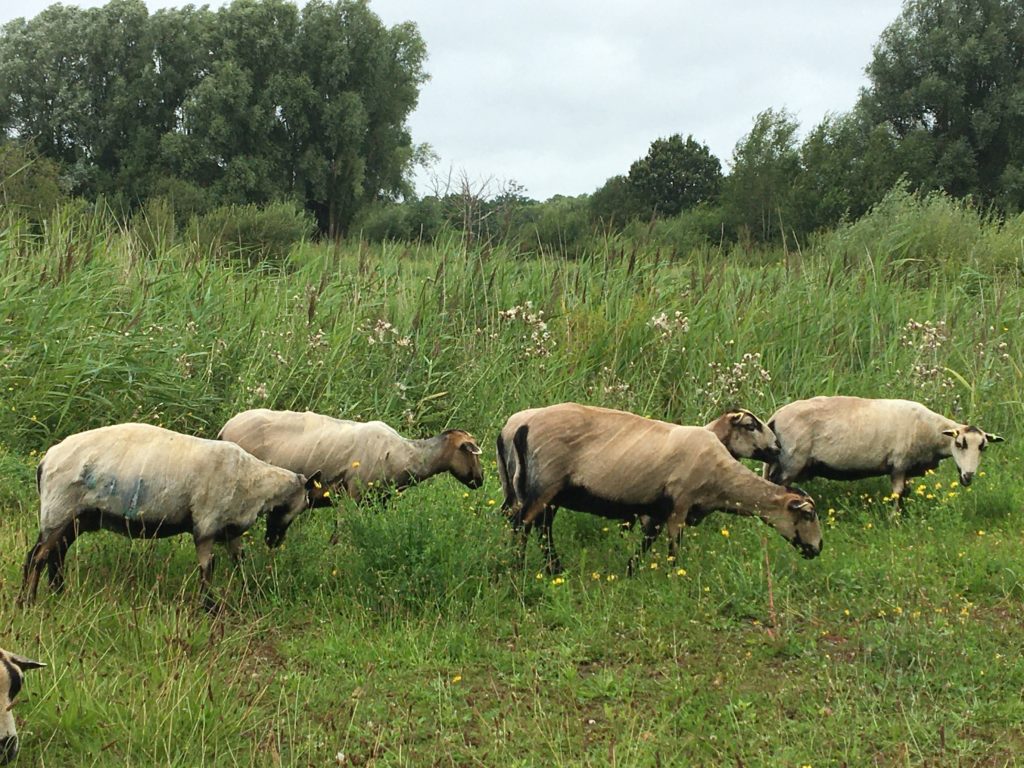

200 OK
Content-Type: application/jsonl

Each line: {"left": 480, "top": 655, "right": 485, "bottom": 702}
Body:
{"left": 627, "top": 134, "right": 722, "bottom": 217}
{"left": 723, "top": 109, "right": 801, "bottom": 243}
{"left": 0, "top": 0, "right": 427, "bottom": 234}
{"left": 589, "top": 174, "right": 645, "bottom": 226}
{"left": 862, "top": 0, "right": 1024, "bottom": 208}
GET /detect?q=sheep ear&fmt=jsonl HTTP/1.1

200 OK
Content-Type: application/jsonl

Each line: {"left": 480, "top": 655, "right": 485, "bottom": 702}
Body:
{"left": 462, "top": 442, "right": 482, "bottom": 455}
{"left": 986, "top": 432, "right": 1005, "bottom": 443}
{"left": 941, "top": 428, "right": 959, "bottom": 439}
{"left": 787, "top": 497, "right": 814, "bottom": 513}
{"left": 305, "top": 470, "right": 323, "bottom": 488}
{"left": 728, "top": 411, "right": 743, "bottom": 424}
{"left": 7, "top": 653, "right": 45, "bottom": 671}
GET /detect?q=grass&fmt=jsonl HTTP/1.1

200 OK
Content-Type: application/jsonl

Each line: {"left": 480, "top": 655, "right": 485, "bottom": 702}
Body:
{"left": 1, "top": 192, "right": 1023, "bottom": 766}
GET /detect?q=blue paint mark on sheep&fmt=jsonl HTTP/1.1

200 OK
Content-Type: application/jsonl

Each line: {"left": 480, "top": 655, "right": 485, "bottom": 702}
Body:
{"left": 124, "top": 478, "right": 145, "bottom": 519}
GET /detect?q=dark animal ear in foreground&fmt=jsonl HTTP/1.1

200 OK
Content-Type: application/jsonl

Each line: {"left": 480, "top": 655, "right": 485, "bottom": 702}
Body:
{"left": 986, "top": 433, "right": 1005, "bottom": 443}
{"left": 787, "top": 497, "right": 814, "bottom": 514}
{"left": 941, "top": 428, "right": 960, "bottom": 439}
{"left": 728, "top": 411, "right": 744, "bottom": 424}
{"left": 6, "top": 653, "right": 46, "bottom": 671}
{"left": 305, "top": 470, "right": 323, "bottom": 487}
{"left": 462, "top": 442, "right": 482, "bottom": 455}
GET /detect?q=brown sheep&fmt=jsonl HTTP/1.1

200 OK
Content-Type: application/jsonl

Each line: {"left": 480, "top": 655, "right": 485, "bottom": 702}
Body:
{"left": 496, "top": 403, "right": 822, "bottom": 574}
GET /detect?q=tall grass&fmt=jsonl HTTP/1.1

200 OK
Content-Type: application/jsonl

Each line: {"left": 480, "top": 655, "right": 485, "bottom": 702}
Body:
{"left": 1, "top": 189, "right": 1023, "bottom": 765}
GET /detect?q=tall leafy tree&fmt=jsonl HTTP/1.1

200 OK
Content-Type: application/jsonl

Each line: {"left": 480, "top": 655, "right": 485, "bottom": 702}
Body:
{"left": 862, "top": 0, "right": 1024, "bottom": 207}
{"left": 724, "top": 109, "right": 801, "bottom": 242}
{"left": 627, "top": 134, "right": 722, "bottom": 217}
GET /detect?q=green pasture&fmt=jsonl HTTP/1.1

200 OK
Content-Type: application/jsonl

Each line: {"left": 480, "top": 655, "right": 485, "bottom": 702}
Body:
{"left": 1, "top": 194, "right": 1023, "bottom": 765}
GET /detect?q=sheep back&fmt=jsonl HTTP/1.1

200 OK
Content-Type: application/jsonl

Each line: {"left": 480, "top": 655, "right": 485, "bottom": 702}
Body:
{"left": 39, "top": 423, "right": 303, "bottom": 540}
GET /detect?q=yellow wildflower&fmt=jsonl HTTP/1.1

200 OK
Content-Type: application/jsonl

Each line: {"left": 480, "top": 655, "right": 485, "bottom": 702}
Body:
{"left": 720, "top": 528, "right": 730, "bottom": 538}
{"left": 487, "top": 499, "right": 496, "bottom": 506}
{"left": 676, "top": 568, "right": 687, "bottom": 577}
{"left": 650, "top": 562, "right": 659, "bottom": 570}
{"left": 591, "top": 572, "right": 601, "bottom": 580}
{"left": 452, "top": 675, "right": 462, "bottom": 684}
{"left": 351, "top": 461, "right": 361, "bottom": 468}
{"left": 552, "top": 577, "right": 565, "bottom": 585}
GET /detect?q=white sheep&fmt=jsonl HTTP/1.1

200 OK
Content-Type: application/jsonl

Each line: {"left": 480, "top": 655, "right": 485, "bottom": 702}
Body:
{"left": 19, "top": 423, "right": 331, "bottom": 610}
{"left": 0, "top": 648, "right": 45, "bottom": 765}
{"left": 218, "top": 409, "right": 484, "bottom": 503}
{"left": 764, "top": 396, "right": 1004, "bottom": 505}
{"left": 496, "top": 403, "right": 822, "bottom": 574}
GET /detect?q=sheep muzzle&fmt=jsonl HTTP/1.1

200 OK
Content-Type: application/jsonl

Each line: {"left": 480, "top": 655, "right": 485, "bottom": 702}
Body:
{"left": 0, "top": 736, "right": 17, "bottom": 765}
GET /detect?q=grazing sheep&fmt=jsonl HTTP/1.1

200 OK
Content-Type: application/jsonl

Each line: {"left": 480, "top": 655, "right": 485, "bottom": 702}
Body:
{"left": 19, "top": 423, "right": 331, "bottom": 610}
{"left": 764, "top": 396, "right": 1004, "bottom": 505}
{"left": 496, "top": 403, "right": 822, "bottom": 574}
{"left": 218, "top": 409, "right": 484, "bottom": 503}
{"left": 703, "top": 408, "right": 780, "bottom": 462}
{"left": 0, "top": 648, "right": 45, "bottom": 765}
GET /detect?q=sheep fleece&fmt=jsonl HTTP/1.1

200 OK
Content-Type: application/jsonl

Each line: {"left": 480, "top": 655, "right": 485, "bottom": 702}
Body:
{"left": 38, "top": 423, "right": 305, "bottom": 539}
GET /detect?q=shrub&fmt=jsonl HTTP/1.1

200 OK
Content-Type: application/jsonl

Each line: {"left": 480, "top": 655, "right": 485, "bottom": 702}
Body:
{"left": 186, "top": 201, "right": 316, "bottom": 265}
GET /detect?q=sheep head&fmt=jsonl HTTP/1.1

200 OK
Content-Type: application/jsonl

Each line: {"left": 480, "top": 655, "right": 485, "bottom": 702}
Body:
{"left": 942, "top": 426, "right": 1003, "bottom": 487}
{"left": 708, "top": 409, "right": 780, "bottom": 462}
{"left": 266, "top": 471, "right": 325, "bottom": 548}
{"left": 442, "top": 430, "right": 484, "bottom": 489}
{"left": 762, "top": 488, "right": 822, "bottom": 559}
{"left": 0, "top": 649, "right": 45, "bottom": 765}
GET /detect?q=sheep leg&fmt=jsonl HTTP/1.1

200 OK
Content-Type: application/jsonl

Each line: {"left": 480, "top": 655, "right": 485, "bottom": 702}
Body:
{"left": 194, "top": 536, "right": 220, "bottom": 614}
{"left": 17, "top": 535, "right": 47, "bottom": 606}
{"left": 890, "top": 472, "right": 908, "bottom": 514}
{"left": 225, "top": 535, "right": 245, "bottom": 566}
{"left": 18, "top": 525, "right": 68, "bottom": 605}
{"left": 47, "top": 520, "right": 79, "bottom": 593}
{"left": 536, "top": 506, "right": 562, "bottom": 575}
{"left": 626, "top": 517, "right": 663, "bottom": 576}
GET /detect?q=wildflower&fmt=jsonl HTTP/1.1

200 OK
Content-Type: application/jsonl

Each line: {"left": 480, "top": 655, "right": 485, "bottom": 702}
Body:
{"left": 602, "top": 527, "right": 609, "bottom": 532}
{"left": 676, "top": 568, "right": 687, "bottom": 577}
{"left": 667, "top": 556, "right": 676, "bottom": 563}
{"left": 463, "top": 492, "right": 469, "bottom": 499}
{"left": 979, "top": 471, "right": 986, "bottom": 477}
{"left": 535, "top": 572, "right": 544, "bottom": 580}
{"left": 926, "top": 493, "right": 935, "bottom": 500}
{"left": 843, "top": 609, "right": 850, "bottom": 616}
{"left": 351, "top": 461, "right": 361, "bottom": 468}
{"left": 452, "top": 675, "right": 462, "bottom": 684}
{"left": 331, "top": 569, "right": 338, "bottom": 577}
{"left": 487, "top": 499, "right": 496, "bottom": 506}
{"left": 865, "top": 522, "right": 873, "bottom": 530}
{"left": 591, "top": 572, "right": 601, "bottom": 581}
{"left": 977, "top": 530, "right": 986, "bottom": 536}
{"left": 650, "top": 562, "right": 659, "bottom": 570}
{"left": 551, "top": 577, "right": 564, "bottom": 586}
{"left": 916, "top": 485, "right": 926, "bottom": 495}
{"left": 606, "top": 574, "right": 617, "bottom": 582}
{"left": 720, "top": 528, "right": 730, "bottom": 538}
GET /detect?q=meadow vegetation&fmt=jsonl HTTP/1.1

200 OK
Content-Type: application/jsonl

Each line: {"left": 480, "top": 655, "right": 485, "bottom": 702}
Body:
{"left": 1, "top": 189, "right": 1023, "bottom": 765}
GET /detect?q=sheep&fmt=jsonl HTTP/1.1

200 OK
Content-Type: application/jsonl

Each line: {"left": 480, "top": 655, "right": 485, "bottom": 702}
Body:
{"left": 703, "top": 408, "right": 780, "bottom": 462}
{"left": 496, "top": 403, "right": 822, "bottom": 574}
{"left": 764, "top": 396, "right": 1004, "bottom": 507}
{"left": 607, "top": 407, "right": 779, "bottom": 535}
{"left": 19, "top": 423, "right": 331, "bottom": 610}
{"left": 218, "top": 409, "right": 484, "bottom": 504}
{"left": 0, "top": 648, "right": 45, "bottom": 765}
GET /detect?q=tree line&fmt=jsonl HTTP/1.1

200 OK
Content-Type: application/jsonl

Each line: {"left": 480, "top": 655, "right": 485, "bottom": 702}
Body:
{"left": 0, "top": 0, "right": 426, "bottom": 236}
{"left": 2, "top": 0, "right": 1023, "bottom": 249}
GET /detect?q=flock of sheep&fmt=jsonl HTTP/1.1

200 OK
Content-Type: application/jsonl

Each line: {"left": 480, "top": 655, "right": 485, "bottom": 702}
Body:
{"left": 1, "top": 395, "right": 1003, "bottom": 762}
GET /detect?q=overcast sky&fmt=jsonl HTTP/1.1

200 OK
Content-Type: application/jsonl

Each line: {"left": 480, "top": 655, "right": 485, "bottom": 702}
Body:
{"left": 3, "top": 0, "right": 906, "bottom": 200}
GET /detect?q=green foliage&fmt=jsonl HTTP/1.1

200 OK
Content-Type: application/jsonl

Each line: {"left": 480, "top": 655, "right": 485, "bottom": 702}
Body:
{"left": 1, "top": 209, "right": 1023, "bottom": 764}
{"left": 589, "top": 173, "right": 646, "bottom": 226}
{"left": 0, "top": 0, "right": 426, "bottom": 233}
{"left": 627, "top": 133, "right": 723, "bottom": 217}
{"left": 725, "top": 108, "right": 802, "bottom": 243}
{"left": 186, "top": 200, "right": 316, "bottom": 264}
{"left": 0, "top": 140, "right": 65, "bottom": 220}
{"left": 862, "top": 0, "right": 1024, "bottom": 206}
